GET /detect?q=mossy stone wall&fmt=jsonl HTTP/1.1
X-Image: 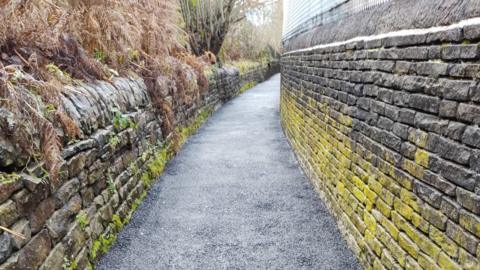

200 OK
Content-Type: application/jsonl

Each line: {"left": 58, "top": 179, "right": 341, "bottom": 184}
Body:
{"left": 0, "top": 64, "right": 278, "bottom": 270}
{"left": 281, "top": 22, "right": 480, "bottom": 269}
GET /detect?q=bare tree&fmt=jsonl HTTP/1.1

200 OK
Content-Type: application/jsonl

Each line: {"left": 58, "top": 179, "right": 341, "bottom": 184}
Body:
{"left": 221, "top": 0, "right": 283, "bottom": 61}
{"left": 179, "top": 0, "right": 269, "bottom": 56}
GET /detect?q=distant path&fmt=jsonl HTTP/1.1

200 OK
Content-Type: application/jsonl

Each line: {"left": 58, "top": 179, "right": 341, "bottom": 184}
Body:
{"left": 96, "top": 74, "right": 361, "bottom": 270}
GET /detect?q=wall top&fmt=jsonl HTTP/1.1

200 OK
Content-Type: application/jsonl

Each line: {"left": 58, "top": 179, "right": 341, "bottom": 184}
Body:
{"left": 282, "top": 0, "right": 391, "bottom": 41}
{"left": 283, "top": 0, "right": 480, "bottom": 52}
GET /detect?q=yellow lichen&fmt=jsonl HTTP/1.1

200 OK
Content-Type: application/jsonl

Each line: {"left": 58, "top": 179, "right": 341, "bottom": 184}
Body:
{"left": 414, "top": 149, "right": 429, "bottom": 168}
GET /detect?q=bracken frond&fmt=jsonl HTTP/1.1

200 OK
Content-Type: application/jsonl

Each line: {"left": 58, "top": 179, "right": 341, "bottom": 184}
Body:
{"left": 0, "top": 0, "right": 213, "bottom": 184}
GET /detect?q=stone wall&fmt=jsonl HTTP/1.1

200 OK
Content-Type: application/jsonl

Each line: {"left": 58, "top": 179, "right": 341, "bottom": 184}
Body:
{"left": 0, "top": 64, "right": 277, "bottom": 270}
{"left": 281, "top": 19, "right": 480, "bottom": 269}
{"left": 238, "top": 60, "right": 281, "bottom": 92}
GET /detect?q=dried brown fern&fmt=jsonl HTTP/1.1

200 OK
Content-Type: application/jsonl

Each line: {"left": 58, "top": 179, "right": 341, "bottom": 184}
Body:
{"left": 0, "top": 65, "right": 77, "bottom": 182}
{"left": 55, "top": 111, "right": 81, "bottom": 141}
{"left": 0, "top": 0, "right": 213, "bottom": 183}
{"left": 38, "top": 115, "right": 62, "bottom": 182}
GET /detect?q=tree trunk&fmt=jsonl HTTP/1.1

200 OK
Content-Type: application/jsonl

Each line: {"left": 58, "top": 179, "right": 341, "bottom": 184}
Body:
{"left": 180, "top": 0, "right": 236, "bottom": 57}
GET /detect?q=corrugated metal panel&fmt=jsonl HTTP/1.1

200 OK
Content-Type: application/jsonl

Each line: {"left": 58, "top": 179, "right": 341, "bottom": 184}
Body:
{"left": 283, "top": 0, "right": 391, "bottom": 40}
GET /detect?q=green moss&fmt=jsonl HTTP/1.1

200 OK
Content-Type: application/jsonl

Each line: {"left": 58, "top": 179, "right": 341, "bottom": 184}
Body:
{"left": 94, "top": 49, "right": 107, "bottom": 63}
{"left": 108, "top": 134, "right": 120, "bottom": 148}
{"left": 90, "top": 233, "right": 117, "bottom": 261}
{"left": 90, "top": 241, "right": 100, "bottom": 261}
{"left": 46, "top": 63, "right": 72, "bottom": 80}
{"left": 107, "top": 174, "right": 116, "bottom": 194}
{"left": 128, "top": 49, "right": 141, "bottom": 61}
{"left": 0, "top": 172, "right": 21, "bottom": 184}
{"left": 44, "top": 103, "right": 57, "bottom": 115}
{"left": 112, "top": 214, "right": 123, "bottom": 231}
{"left": 129, "top": 161, "right": 139, "bottom": 175}
{"left": 75, "top": 211, "right": 89, "bottom": 230}
{"left": 239, "top": 81, "right": 257, "bottom": 94}
{"left": 63, "top": 257, "right": 78, "bottom": 270}
{"left": 120, "top": 190, "right": 148, "bottom": 226}
{"left": 128, "top": 191, "right": 147, "bottom": 220}
{"left": 140, "top": 145, "right": 170, "bottom": 188}
{"left": 112, "top": 109, "right": 137, "bottom": 131}
{"left": 175, "top": 107, "right": 213, "bottom": 147}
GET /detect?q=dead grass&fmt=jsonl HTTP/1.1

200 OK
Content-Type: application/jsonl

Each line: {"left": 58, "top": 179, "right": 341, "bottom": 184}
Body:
{"left": 0, "top": 0, "right": 211, "bottom": 183}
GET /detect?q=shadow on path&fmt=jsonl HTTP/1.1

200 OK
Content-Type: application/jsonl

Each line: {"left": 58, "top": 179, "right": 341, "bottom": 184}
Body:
{"left": 96, "top": 74, "right": 361, "bottom": 270}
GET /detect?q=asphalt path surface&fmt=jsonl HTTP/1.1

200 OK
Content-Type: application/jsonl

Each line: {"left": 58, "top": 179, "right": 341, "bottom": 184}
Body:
{"left": 96, "top": 74, "right": 361, "bottom": 270}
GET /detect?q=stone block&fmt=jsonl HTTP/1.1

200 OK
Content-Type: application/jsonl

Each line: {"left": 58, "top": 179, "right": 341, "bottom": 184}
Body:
{"left": 400, "top": 142, "right": 416, "bottom": 160}
{"left": 442, "top": 44, "right": 479, "bottom": 60}
{"left": 28, "top": 197, "right": 55, "bottom": 233}
{"left": 458, "top": 247, "right": 479, "bottom": 270}
{"left": 0, "top": 233, "right": 12, "bottom": 264}
{"left": 440, "top": 80, "right": 473, "bottom": 101}
{"left": 80, "top": 187, "right": 95, "bottom": 208}
{"left": 445, "top": 220, "right": 479, "bottom": 255}
{"left": 462, "top": 126, "right": 480, "bottom": 148}
{"left": 9, "top": 219, "right": 30, "bottom": 251}
{"left": 426, "top": 28, "right": 462, "bottom": 43}
{"left": 459, "top": 209, "right": 480, "bottom": 238}
{"left": 67, "top": 151, "right": 87, "bottom": 178}
{"left": 470, "top": 84, "right": 480, "bottom": 102}
{"left": 470, "top": 150, "right": 480, "bottom": 174}
{"left": 438, "top": 100, "right": 457, "bottom": 118}
{"left": 0, "top": 200, "right": 18, "bottom": 228}
{"left": 0, "top": 181, "right": 23, "bottom": 205}
{"left": 414, "top": 181, "right": 442, "bottom": 208}
{"left": 422, "top": 171, "right": 456, "bottom": 196}
{"left": 417, "top": 252, "right": 441, "bottom": 270}
{"left": 457, "top": 103, "right": 480, "bottom": 124}
{"left": 463, "top": 24, "right": 480, "bottom": 41}
{"left": 53, "top": 178, "right": 80, "bottom": 209}
{"left": 440, "top": 197, "right": 460, "bottom": 222}
{"left": 429, "top": 226, "right": 458, "bottom": 258}
{"left": 13, "top": 188, "right": 48, "bottom": 217}
{"left": 444, "top": 121, "right": 466, "bottom": 141}
{"left": 456, "top": 188, "right": 480, "bottom": 215}
{"left": 398, "top": 232, "right": 419, "bottom": 258}
{"left": 419, "top": 202, "right": 447, "bottom": 230}
{"left": 426, "top": 134, "right": 471, "bottom": 165}
{"left": 437, "top": 251, "right": 461, "bottom": 270}
{"left": 62, "top": 223, "right": 86, "bottom": 257}
{"left": 447, "top": 63, "right": 480, "bottom": 78}
{"left": 38, "top": 243, "right": 65, "bottom": 270}
{"left": 74, "top": 247, "right": 90, "bottom": 270}
{"left": 414, "top": 113, "right": 448, "bottom": 134}
{"left": 398, "top": 109, "right": 416, "bottom": 125}
{"left": 427, "top": 46, "right": 442, "bottom": 59}
{"left": 46, "top": 195, "right": 82, "bottom": 240}
{"left": 429, "top": 156, "right": 475, "bottom": 191}
{"left": 414, "top": 62, "right": 448, "bottom": 77}
{"left": 16, "top": 229, "right": 52, "bottom": 270}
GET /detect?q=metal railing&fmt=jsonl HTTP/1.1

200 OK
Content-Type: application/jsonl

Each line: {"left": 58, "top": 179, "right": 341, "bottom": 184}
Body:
{"left": 283, "top": 0, "right": 391, "bottom": 41}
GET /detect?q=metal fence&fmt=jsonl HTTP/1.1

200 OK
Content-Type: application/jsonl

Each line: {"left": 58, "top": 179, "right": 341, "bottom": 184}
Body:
{"left": 283, "top": 0, "right": 391, "bottom": 41}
